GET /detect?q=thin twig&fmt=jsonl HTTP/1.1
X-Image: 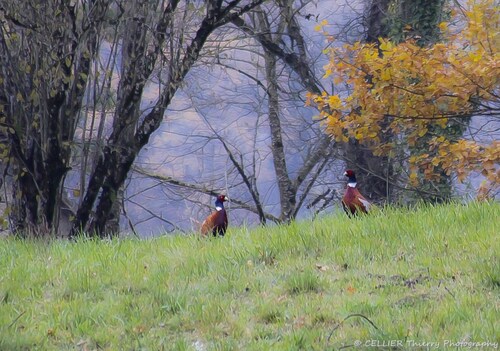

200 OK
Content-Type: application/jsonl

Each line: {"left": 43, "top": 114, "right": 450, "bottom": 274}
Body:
{"left": 327, "top": 313, "right": 379, "bottom": 343}
{"left": 7, "top": 311, "right": 26, "bottom": 329}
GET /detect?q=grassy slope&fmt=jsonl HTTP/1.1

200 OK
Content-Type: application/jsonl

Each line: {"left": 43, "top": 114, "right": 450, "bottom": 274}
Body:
{"left": 0, "top": 202, "right": 498, "bottom": 350}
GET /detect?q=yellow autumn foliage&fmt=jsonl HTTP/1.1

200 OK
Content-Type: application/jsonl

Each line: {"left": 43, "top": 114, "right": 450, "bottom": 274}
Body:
{"left": 307, "top": 0, "right": 499, "bottom": 193}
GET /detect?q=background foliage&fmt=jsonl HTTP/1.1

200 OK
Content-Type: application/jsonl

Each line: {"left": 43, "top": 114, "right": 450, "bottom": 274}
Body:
{"left": 309, "top": 0, "right": 499, "bottom": 200}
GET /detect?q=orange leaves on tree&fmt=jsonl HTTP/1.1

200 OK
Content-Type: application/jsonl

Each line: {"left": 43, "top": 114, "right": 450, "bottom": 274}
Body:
{"left": 309, "top": 0, "right": 499, "bottom": 193}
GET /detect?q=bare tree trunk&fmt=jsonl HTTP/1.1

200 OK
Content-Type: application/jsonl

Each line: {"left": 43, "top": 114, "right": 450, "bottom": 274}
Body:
{"left": 366, "top": 0, "right": 391, "bottom": 44}
{"left": 255, "top": 10, "right": 296, "bottom": 222}
{"left": 343, "top": 0, "right": 395, "bottom": 203}
{"left": 263, "top": 48, "right": 296, "bottom": 222}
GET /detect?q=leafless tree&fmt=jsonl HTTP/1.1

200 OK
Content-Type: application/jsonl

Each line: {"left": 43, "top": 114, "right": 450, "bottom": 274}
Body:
{"left": 0, "top": 0, "right": 266, "bottom": 238}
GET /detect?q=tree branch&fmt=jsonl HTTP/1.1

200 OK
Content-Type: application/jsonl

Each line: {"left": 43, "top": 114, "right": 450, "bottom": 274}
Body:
{"left": 133, "top": 166, "right": 280, "bottom": 223}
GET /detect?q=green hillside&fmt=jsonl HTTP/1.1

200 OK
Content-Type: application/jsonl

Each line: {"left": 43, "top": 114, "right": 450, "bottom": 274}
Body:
{"left": 1, "top": 202, "right": 499, "bottom": 350}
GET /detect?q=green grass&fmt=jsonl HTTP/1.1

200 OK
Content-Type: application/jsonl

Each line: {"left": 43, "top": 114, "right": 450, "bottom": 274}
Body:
{"left": 0, "top": 202, "right": 499, "bottom": 350}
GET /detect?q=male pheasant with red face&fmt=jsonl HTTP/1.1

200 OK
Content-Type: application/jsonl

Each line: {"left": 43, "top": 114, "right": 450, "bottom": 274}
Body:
{"left": 200, "top": 194, "right": 228, "bottom": 237}
{"left": 342, "top": 170, "right": 371, "bottom": 216}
